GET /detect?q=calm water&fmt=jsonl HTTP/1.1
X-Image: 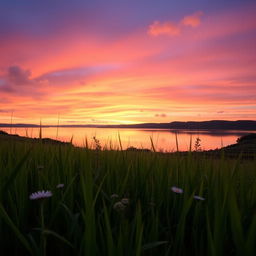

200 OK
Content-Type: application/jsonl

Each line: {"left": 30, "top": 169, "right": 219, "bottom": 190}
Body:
{"left": 2, "top": 127, "right": 255, "bottom": 152}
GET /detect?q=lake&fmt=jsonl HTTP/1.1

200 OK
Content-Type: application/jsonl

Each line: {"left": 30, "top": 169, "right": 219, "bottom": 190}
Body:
{"left": 2, "top": 127, "right": 255, "bottom": 152}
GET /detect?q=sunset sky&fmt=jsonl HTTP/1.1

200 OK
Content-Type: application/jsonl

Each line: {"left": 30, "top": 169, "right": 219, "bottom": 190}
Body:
{"left": 0, "top": 0, "right": 256, "bottom": 125}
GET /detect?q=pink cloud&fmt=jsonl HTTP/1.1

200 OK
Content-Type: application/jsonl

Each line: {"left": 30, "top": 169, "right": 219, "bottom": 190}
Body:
{"left": 148, "top": 21, "right": 180, "bottom": 36}
{"left": 182, "top": 11, "right": 203, "bottom": 27}
{"left": 148, "top": 11, "right": 203, "bottom": 37}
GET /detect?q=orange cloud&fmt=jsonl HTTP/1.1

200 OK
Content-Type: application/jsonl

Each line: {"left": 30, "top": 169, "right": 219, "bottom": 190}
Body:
{"left": 148, "top": 11, "right": 203, "bottom": 37}
{"left": 148, "top": 21, "right": 180, "bottom": 36}
{"left": 182, "top": 11, "right": 203, "bottom": 27}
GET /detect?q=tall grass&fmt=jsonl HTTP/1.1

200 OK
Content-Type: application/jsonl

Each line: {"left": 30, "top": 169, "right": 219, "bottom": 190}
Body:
{"left": 0, "top": 138, "right": 255, "bottom": 255}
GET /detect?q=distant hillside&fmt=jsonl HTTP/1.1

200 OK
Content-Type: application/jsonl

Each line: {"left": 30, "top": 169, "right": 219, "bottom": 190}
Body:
{"left": 96, "top": 120, "right": 256, "bottom": 130}
{"left": 0, "top": 120, "right": 255, "bottom": 130}
{"left": 0, "top": 130, "right": 71, "bottom": 146}
{"left": 168, "top": 120, "right": 256, "bottom": 130}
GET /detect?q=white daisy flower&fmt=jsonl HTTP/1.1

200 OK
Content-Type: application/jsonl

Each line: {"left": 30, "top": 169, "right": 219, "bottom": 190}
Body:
{"left": 29, "top": 190, "right": 53, "bottom": 200}
{"left": 171, "top": 186, "right": 183, "bottom": 194}
{"left": 194, "top": 195, "right": 205, "bottom": 201}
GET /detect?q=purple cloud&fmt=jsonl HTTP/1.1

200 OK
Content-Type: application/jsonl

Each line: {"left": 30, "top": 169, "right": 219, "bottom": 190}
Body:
{"left": 8, "top": 66, "right": 32, "bottom": 85}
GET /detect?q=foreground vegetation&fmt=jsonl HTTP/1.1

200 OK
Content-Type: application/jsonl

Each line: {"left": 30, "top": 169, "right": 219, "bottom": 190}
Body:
{"left": 0, "top": 137, "right": 255, "bottom": 255}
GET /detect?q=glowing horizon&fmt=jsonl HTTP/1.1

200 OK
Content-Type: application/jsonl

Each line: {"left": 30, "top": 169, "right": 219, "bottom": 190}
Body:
{"left": 0, "top": 0, "right": 256, "bottom": 125}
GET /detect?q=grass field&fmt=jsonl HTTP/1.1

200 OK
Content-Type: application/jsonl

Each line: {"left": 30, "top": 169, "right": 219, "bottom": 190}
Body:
{"left": 0, "top": 137, "right": 255, "bottom": 255}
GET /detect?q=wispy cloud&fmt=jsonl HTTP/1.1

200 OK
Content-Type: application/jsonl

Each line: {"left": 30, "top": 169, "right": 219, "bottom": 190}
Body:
{"left": 37, "top": 64, "right": 121, "bottom": 85}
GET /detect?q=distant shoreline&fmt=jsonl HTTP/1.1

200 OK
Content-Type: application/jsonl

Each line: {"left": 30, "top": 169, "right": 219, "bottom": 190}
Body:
{"left": 0, "top": 120, "right": 256, "bottom": 130}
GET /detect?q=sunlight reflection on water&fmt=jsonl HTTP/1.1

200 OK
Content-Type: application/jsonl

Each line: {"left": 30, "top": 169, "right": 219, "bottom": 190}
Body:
{"left": 2, "top": 127, "right": 255, "bottom": 152}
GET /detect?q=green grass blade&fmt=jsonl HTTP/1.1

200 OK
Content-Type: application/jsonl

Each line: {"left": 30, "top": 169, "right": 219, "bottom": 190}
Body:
{"left": 1, "top": 149, "right": 31, "bottom": 195}
{"left": 0, "top": 203, "right": 33, "bottom": 254}
{"left": 142, "top": 241, "right": 168, "bottom": 251}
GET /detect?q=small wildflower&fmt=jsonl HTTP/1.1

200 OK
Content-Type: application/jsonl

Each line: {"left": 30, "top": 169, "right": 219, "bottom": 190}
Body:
{"left": 93, "top": 136, "right": 101, "bottom": 150}
{"left": 194, "top": 195, "right": 205, "bottom": 201}
{"left": 56, "top": 184, "right": 64, "bottom": 189}
{"left": 194, "top": 137, "right": 202, "bottom": 151}
{"left": 29, "top": 190, "right": 53, "bottom": 200}
{"left": 113, "top": 201, "right": 126, "bottom": 212}
{"left": 110, "top": 194, "right": 119, "bottom": 199}
{"left": 171, "top": 186, "right": 183, "bottom": 194}
{"left": 121, "top": 198, "right": 129, "bottom": 205}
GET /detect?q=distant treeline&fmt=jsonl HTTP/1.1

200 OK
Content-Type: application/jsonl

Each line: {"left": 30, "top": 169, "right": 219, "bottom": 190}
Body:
{"left": 0, "top": 120, "right": 256, "bottom": 130}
